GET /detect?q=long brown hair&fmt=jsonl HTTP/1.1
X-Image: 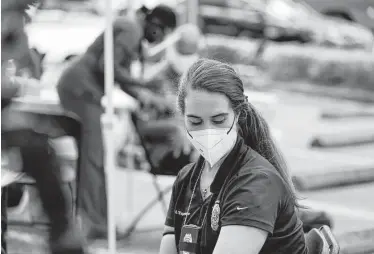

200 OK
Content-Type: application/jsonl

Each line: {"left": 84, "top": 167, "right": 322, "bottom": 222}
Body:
{"left": 177, "top": 58, "right": 300, "bottom": 207}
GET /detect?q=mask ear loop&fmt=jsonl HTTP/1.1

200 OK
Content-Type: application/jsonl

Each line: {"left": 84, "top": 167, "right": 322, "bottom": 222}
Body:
{"left": 186, "top": 129, "right": 193, "bottom": 139}
{"left": 226, "top": 116, "right": 236, "bottom": 134}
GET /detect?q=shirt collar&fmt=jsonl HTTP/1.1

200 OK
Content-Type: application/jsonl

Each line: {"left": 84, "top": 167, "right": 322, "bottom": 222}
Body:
{"left": 189, "top": 137, "right": 251, "bottom": 195}
{"left": 210, "top": 137, "right": 249, "bottom": 194}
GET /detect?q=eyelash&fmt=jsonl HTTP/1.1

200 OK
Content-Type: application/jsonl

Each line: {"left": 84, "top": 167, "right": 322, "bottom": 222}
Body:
{"left": 214, "top": 120, "right": 225, "bottom": 124}
{"left": 190, "top": 120, "right": 225, "bottom": 126}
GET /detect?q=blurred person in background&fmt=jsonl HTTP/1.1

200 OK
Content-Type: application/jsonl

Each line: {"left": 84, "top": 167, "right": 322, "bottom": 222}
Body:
{"left": 164, "top": 23, "right": 201, "bottom": 88}
{"left": 57, "top": 4, "right": 194, "bottom": 240}
{"left": 159, "top": 58, "right": 308, "bottom": 254}
{"left": 1, "top": 0, "right": 85, "bottom": 253}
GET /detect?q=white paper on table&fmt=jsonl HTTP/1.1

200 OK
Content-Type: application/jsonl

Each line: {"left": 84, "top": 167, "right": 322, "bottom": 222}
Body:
{"left": 2, "top": 148, "right": 24, "bottom": 187}
{"left": 39, "top": 86, "right": 139, "bottom": 111}
{"left": 40, "top": 89, "right": 60, "bottom": 103}
{"left": 101, "top": 86, "right": 139, "bottom": 112}
{"left": 1, "top": 168, "right": 25, "bottom": 187}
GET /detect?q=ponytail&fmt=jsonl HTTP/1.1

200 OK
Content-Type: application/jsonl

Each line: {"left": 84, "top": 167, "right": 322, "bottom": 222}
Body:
{"left": 239, "top": 102, "right": 301, "bottom": 208}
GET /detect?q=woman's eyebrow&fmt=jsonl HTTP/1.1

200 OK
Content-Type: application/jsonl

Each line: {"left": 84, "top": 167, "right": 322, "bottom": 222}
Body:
{"left": 211, "top": 113, "right": 229, "bottom": 118}
{"left": 186, "top": 113, "right": 229, "bottom": 118}
{"left": 186, "top": 114, "right": 201, "bottom": 118}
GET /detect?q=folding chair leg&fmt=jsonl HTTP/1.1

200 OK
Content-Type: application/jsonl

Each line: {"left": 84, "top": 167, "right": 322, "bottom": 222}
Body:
{"left": 152, "top": 175, "right": 168, "bottom": 214}
{"left": 118, "top": 185, "right": 173, "bottom": 239}
{"left": 67, "top": 182, "right": 76, "bottom": 219}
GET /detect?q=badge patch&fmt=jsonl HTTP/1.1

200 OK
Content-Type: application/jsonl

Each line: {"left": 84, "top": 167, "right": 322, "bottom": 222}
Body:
{"left": 211, "top": 201, "right": 220, "bottom": 231}
{"left": 182, "top": 233, "right": 192, "bottom": 254}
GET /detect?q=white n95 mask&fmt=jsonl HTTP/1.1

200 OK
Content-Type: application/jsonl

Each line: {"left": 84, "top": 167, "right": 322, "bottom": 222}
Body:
{"left": 186, "top": 119, "right": 237, "bottom": 167}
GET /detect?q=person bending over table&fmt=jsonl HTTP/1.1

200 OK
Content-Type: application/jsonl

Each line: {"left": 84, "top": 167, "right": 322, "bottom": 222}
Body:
{"left": 1, "top": 46, "right": 85, "bottom": 254}
{"left": 57, "top": 5, "right": 193, "bottom": 240}
{"left": 159, "top": 58, "right": 308, "bottom": 254}
{"left": 1, "top": 1, "right": 85, "bottom": 253}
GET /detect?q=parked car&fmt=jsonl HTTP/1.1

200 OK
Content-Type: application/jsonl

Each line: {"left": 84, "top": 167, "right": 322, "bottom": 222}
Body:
{"left": 311, "top": 15, "right": 374, "bottom": 49}
{"left": 267, "top": 0, "right": 374, "bottom": 50}
{"left": 302, "top": 0, "right": 374, "bottom": 33}
{"left": 174, "top": 0, "right": 374, "bottom": 49}
{"left": 175, "top": 0, "right": 314, "bottom": 43}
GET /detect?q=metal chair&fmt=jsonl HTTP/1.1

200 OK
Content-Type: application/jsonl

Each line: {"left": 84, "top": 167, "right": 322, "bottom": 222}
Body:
{"left": 117, "top": 112, "right": 191, "bottom": 238}
{"left": 305, "top": 225, "right": 340, "bottom": 254}
{"left": 5, "top": 111, "right": 82, "bottom": 226}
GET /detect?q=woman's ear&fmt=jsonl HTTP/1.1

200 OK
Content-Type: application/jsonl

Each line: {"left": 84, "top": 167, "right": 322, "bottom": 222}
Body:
{"left": 235, "top": 117, "right": 240, "bottom": 130}
{"left": 234, "top": 112, "right": 244, "bottom": 131}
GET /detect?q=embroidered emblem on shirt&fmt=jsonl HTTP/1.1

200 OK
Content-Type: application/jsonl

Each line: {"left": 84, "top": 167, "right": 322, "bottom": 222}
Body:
{"left": 211, "top": 201, "right": 220, "bottom": 231}
{"left": 236, "top": 206, "right": 248, "bottom": 211}
{"left": 182, "top": 233, "right": 193, "bottom": 254}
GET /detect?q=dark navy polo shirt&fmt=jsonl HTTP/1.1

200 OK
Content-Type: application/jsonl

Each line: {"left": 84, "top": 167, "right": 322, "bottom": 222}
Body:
{"left": 165, "top": 137, "right": 307, "bottom": 254}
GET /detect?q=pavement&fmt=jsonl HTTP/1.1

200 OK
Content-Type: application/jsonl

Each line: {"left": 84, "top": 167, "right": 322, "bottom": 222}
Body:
{"left": 6, "top": 88, "right": 374, "bottom": 253}
{"left": 7, "top": 170, "right": 374, "bottom": 254}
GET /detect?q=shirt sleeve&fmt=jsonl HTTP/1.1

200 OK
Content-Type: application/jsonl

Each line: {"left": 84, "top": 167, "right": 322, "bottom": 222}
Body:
{"left": 165, "top": 178, "right": 178, "bottom": 227}
{"left": 220, "top": 168, "right": 286, "bottom": 234}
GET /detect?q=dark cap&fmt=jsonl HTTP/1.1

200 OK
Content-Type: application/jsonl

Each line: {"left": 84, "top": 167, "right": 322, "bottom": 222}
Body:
{"left": 147, "top": 4, "right": 177, "bottom": 30}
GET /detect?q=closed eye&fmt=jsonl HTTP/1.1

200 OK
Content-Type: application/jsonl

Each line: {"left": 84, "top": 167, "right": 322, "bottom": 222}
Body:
{"left": 213, "top": 119, "right": 225, "bottom": 124}
{"left": 212, "top": 114, "right": 228, "bottom": 124}
{"left": 187, "top": 116, "right": 202, "bottom": 125}
{"left": 188, "top": 119, "right": 202, "bottom": 125}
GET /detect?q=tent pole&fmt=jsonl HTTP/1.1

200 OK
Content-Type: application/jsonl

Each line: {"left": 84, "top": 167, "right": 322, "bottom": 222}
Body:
{"left": 187, "top": 0, "right": 199, "bottom": 25}
{"left": 103, "top": 0, "right": 116, "bottom": 253}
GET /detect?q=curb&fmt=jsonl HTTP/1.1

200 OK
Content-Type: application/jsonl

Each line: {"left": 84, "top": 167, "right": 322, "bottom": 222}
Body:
{"left": 310, "top": 132, "right": 374, "bottom": 148}
{"left": 337, "top": 228, "right": 374, "bottom": 254}
{"left": 263, "top": 82, "right": 374, "bottom": 104}
{"left": 292, "top": 165, "right": 374, "bottom": 191}
{"left": 320, "top": 111, "right": 374, "bottom": 120}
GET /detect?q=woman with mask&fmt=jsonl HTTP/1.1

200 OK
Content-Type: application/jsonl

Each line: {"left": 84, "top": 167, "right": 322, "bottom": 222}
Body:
{"left": 159, "top": 58, "right": 307, "bottom": 254}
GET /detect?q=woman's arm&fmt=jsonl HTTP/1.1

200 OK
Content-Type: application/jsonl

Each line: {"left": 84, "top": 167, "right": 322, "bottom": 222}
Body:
{"left": 96, "top": 30, "right": 145, "bottom": 100}
{"left": 213, "top": 225, "right": 267, "bottom": 254}
{"left": 159, "top": 226, "right": 177, "bottom": 254}
{"left": 97, "top": 47, "right": 144, "bottom": 99}
{"left": 215, "top": 170, "right": 287, "bottom": 254}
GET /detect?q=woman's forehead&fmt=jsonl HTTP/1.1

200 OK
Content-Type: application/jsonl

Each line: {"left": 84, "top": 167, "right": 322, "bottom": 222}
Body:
{"left": 185, "top": 90, "right": 232, "bottom": 116}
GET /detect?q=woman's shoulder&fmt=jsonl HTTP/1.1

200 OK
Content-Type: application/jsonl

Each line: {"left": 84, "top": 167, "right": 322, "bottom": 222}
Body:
{"left": 235, "top": 149, "right": 288, "bottom": 193}
{"left": 174, "top": 162, "right": 196, "bottom": 185}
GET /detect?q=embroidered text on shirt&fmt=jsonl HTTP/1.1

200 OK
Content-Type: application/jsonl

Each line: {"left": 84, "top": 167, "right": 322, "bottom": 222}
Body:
{"left": 175, "top": 210, "right": 191, "bottom": 216}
